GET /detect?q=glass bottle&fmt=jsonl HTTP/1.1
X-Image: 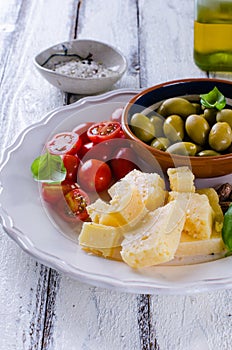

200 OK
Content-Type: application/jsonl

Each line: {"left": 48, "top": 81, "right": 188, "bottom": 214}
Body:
{"left": 194, "top": 0, "right": 232, "bottom": 71}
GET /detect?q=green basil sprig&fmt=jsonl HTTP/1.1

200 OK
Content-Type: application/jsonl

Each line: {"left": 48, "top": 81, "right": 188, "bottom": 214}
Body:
{"left": 31, "top": 152, "right": 66, "bottom": 183}
{"left": 222, "top": 204, "right": 232, "bottom": 255}
{"left": 200, "top": 86, "right": 226, "bottom": 111}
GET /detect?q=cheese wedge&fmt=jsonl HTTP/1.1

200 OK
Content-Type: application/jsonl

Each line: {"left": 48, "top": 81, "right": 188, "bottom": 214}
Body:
{"left": 81, "top": 231, "right": 226, "bottom": 262}
{"left": 108, "top": 169, "right": 167, "bottom": 211}
{"left": 196, "top": 188, "right": 224, "bottom": 233}
{"left": 87, "top": 181, "right": 147, "bottom": 228}
{"left": 79, "top": 222, "right": 123, "bottom": 249}
{"left": 121, "top": 200, "right": 185, "bottom": 268}
{"left": 175, "top": 231, "right": 226, "bottom": 257}
{"left": 167, "top": 166, "right": 195, "bottom": 192}
{"left": 168, "top": 191, "right": 213, "bottom": 240}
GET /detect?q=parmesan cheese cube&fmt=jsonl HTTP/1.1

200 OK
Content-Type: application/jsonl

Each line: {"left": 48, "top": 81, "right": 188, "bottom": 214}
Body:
{"left": 168, "top": 191, "right": 213, "bottom": 240}
{"left": 79, "top": 222, "right": 123, "bottom": 249}
{"left": 167, "top": 167, "right": 195, "bottom": 192}
{"left": 196, "top": 187, "right": 224, "bottom": 233}
{"left": 108, "top": 170, "right": 167, "bottom": 211}
{"left": 121, "top": 200, "right": 185, "bottom": 268}
{"left": 87, "top": 181, "right": 147, "bottom": 228}
{"left": 175, "top": 231, "right": 226, "bottom": 257}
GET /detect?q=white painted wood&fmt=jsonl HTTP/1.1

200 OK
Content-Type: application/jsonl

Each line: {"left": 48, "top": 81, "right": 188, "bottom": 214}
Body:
{"left": 51, "top": 277, "right": 141, "bottom": 350}
{"left": 151, "top": 290, "right": 232, "bottom": 350}
{"left": 1, "top": 0, "right": 232, "bottom": 349}
{"left": 0, "top": 1, "right": 77, "bottom": 349}
{"left": 50, "top": 2, "right": 143, "bottom": 349}
{"left": 76, "top": 0, "right": 140, "bottom": 90}
{"left": 138, "top": 0, "right": 206, "bottom": 87}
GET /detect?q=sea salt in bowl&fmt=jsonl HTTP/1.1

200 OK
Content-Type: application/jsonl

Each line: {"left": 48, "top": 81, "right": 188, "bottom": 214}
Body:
{"left": 34, "top": 39, "right": 127, "bottom": 94}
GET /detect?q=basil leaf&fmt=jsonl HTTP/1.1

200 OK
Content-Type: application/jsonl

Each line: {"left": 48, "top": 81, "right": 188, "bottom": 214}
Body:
{"left": 200, "top": 86, "right": 226, "bottom": 110}
{"left": 222, "top": 204, "right": 232, "bottom": 252}
{"left": 31, "top": 152, "right": 66, "bottom": 183}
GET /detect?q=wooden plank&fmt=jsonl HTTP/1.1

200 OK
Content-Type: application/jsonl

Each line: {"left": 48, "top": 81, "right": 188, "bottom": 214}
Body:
{"left": 50, "top": 277, "right": 141, "bottom": 349}
{"left": 0, "top": 0, "right": 22, "bottom": 79}
{"left": 47, "top": 1, "right": 142, "bottom": 350}
{"left": 137, "top": 2, "right": 232, "bottom": 350}
{"left": 150, "top": 290, "right": 232, "bottom": 350}
{"left": 76, "top": 0, "right": 140, "bottom": 90}
{"left": 1, "top": 0, "right": 232, "bottom": 350}
{"left": 0, "top": 0, "right": 75, "bottom": 349}
{"left": 138, "top": 0, "right": 206, "bottom": 88}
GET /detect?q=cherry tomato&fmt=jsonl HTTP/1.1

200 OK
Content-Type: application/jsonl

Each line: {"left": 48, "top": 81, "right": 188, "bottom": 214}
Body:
{"left": 110, "top": 147, "right": 138, "bottom": 180}
{"left": 78, "top": 142, "right": 95, "bottom": 159}
{"left": 111, "top": 107, "right": 124, "bottom": 123}
{"left": 63, "top": 154, "right": 80, "bottom": 182}
{"left": 73, "top": 122, "right": 94, "bottom": 144}
{"left": 78, "top": 159, "right": 112, "bottom": 192}
{"left": 87, "top": 121, "right": 121, "bottom": 143}
{"left": 41, "top": 183, "right": 64, "bottom": 203}
{"left": 82, "top": 141, "right": 113, "bottom": 162}
{"left": 46, "top": 132, "right": 82, "bottom": 156}
{"left": 57, "top": 188, "right": 90, "bottom": 223}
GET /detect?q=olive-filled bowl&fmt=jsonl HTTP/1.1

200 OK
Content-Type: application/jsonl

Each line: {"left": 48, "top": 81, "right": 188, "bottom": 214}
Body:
{"left": 122, "top": 78, "right": 232, "bottom": 178}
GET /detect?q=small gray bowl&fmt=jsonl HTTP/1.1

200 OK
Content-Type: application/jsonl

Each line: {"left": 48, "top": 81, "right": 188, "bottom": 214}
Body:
{"left": 34, "top": 39, "right": 127, "bottom": 94}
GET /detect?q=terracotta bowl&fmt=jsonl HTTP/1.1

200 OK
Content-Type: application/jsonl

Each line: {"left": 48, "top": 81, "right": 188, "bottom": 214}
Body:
{"left": 121, "top": 78, "right": 232, "bottom": 178}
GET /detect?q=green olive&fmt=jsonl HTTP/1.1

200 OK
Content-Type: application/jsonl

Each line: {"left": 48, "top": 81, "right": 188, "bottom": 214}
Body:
{"left": 157, "top": 97, "right": 196, "bottom": 118}
{"left": 130, "top": 113, "right": 155, "bottom": 142}
{"left": 216, "top": 109, "right": 232, "bottom": 128}
{"left": 166, "top": 142, "right": 197, "bottom": 156}
{"left": 208, "top": 122, "right": 232, "bottom": 151}
{"left": 163, "top": 114, "right": 185, "bottom": 142}
{"left": 197, "top": 150, "right": 221, "bottom": 156}
{"left": 203, "top": 108, "right": 217, "bottom": 126}
{"left": 150, "top": 137, "right": 170, "bottom": 151}
{"left": 149, "top": 115, "right": 164, "bottom": 137}
{"left": 185, "top": 114, "right": 210, "bottom": 146}
{"left": 192, "top": 103, "right": 202, "bottom": 114}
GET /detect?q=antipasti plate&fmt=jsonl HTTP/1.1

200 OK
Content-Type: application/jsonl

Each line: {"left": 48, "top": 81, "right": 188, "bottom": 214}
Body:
{"left": 1, "top": 89, "right": 232, "bottom": 295}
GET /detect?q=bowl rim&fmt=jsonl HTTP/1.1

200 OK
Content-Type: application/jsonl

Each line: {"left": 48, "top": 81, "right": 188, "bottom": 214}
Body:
{"left": 33, "top": 38, "right": 128, "bottom": 81}
{"left": 122, "top": 77, "right": 232, "bottom": 162}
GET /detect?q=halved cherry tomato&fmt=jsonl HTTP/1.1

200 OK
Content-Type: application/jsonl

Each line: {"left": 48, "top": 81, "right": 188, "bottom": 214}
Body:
{"left": 87, "top": 121, "right": 121, "bottom": 143}
{"left": 42, "top": 182, "right": 80, "bottom": 203}
{"left": 63, "top": 154, "right": 80, "bottom": 182}
{"left": 78, "top": 159, "right": 112, "bottom": 192}
{"left": 110, "top": 147, "right": 139, "bottom": 180}
{"left": 73, "top": 122, "right": 94, "bottom": 145}
{"left": 61, "top": 181, "right": 80, "bottom": 195}
{"left": 41, "top": 183, "right": 64, "bottom": 203}
{"left": 46, "top": 132, "right": 82, "bottom": 156}
{"left": 63, "top": 188, "right": 90, "bottom": 221}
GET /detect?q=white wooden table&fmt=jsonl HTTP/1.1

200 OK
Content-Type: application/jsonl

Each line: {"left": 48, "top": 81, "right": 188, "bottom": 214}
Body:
{"left": 1, "top": 1, "right": 232, "bottom": 349}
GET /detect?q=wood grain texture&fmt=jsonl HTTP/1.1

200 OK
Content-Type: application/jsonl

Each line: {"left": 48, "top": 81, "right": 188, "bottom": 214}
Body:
{"left": 138, "top": 0, "right": 206, "bottom": 87}
{"left": 1, "top": 0, "right": 232, "bottom": 350}
{"left": 0, "top": 0, "right": 73, "bottom": 349}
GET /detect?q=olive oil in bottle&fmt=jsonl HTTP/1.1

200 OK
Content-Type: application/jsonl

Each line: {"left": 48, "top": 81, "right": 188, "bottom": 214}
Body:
{"left": 194, "top": 0, "right": 232, "bottom": 71}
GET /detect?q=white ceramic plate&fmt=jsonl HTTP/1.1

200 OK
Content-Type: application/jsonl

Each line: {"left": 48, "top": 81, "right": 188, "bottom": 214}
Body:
{"left": 1, "top": 89, "right": 232, "bottom": 295}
